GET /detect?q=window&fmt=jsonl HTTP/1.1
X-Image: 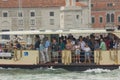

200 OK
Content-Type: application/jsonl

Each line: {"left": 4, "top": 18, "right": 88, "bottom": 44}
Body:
{"left": 30, "top": 11, "right": 35, "bottom": 17}
{"left": 99, "top": 17, "right": 103, "bottom": 23}
{"left": 106, "top": 14, "right": 110, "bottom": 23}
{"left": 30, "top": 19, "right": 36, "bottom": 26}
{"left": 50, "top": 12, "right": 54, "bottom": 16}
{"left": 50, "top": 19, "right": 54, "bottom": 25}
{"left": 106, "top": 13, "right": 114, "bottom": 23}
{"left": 3, "top": 12, "right": 8, "bottom": 17}
{"left": 76, "top": 15, "right": 79, "bottom": 19}
{"left": 118, "top": 16, "right": 120, "bottom": 22}
{"left": 18, "top": 11, "right": 23, "bottom": 17}
{"left": 2, "top": 30, "right": 10, "bottom": 40}
{"left": 18, "top": 19, "right": 23, "bottom": 25}
{"left": 91, "top": 4, "right": 94, "bottom": 7}
{"left": 91, "top": 17, "right": 95, "bottom": 23}
{"left": 107, "top": 3, "right": 113, "bottom": 7}
{"left": 111, "top": 13, "right": 114, "bottom": 22}
{"left": 76, "top": 0, "right": 80, "bottom": 2}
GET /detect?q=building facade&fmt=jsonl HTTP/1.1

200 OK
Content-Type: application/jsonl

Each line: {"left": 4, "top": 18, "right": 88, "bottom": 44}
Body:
{"left": 91, "top": 0, "right": 120, "bottom": 28}
{"left": 0, "top": 0, "right": 66, "bottom": 32}
{"left": 60, "top": 0, "right": 91, "bottom": 29}
{"left": 0, "top": 0, "right": 91, "bottom": 34}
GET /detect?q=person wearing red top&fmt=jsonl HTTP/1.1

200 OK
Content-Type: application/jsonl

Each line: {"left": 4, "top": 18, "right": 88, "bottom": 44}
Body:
{"left": 105, "top": 37, "right": 110, "bottom": 50}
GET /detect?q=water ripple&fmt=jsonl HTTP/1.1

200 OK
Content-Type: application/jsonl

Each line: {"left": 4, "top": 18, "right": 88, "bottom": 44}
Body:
{"left": 0, "top": 68, "right": 119, "bottom": 80}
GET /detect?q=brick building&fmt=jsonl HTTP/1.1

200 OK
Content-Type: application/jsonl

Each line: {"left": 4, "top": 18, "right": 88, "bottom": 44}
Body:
{"left": 91, "top": 0, "right": 120, "bottom": 28}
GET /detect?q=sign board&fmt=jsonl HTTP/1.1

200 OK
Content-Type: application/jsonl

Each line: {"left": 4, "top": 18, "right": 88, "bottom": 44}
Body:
{"left": 24, "top": 52, "right": 28, "bottom": 56}
{"left": 0, "top": 52, "right": 12, "bottom": 57}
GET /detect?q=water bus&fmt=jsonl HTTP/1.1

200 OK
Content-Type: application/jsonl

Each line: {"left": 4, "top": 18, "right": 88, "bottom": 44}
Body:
{"left": 0, "top": 29, "right": 120, "bottom": 71}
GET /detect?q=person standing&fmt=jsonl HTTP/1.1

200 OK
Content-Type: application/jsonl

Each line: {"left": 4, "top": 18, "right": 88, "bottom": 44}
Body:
{"left": 78, "top": 36, "right": 86, "bottom": 53}
{"left": 84, "top": 44, "right": 91, "bottom": 63}
{"left": 94, "top": 40, "right": 100, "bottom": 50}
{"left": 39, "top": 40, "right": 45, "bottom": 63}
{"left": 99, "top": 39, "right": 107, "bottom": 50}
{"left": 15, "top": 41, "right": 21, "bottom": 50}
{"left": 51, "top": 38, "right": 59, "bottom": 63}
{"left": 62, "top": 39, "right": 72, "bottom": 65}
{"left": 59, "top": 39, "right": 65, "bottom": 51}
{"left": 59, "top": 38, "right": 65, "bottom": 63}
{"left": 34, "top": 35, "right": 40, "bottom": 50}
{"left": 74, "top": 42, "right": 81, "bottom": 63}
{"left": 44, "top": 37, "right": 50, "bottom": 63}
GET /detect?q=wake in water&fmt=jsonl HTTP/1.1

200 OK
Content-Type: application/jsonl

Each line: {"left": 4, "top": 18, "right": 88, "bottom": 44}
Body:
{"left": 84, "top": 68, "right": 111, "bottom": 73}
{"left": 0, "top": 67, "right": 120, "bottom": 80}
{"left": 0, "top": 67, "right": 117, "bottom": 74}
{"left": 0, "top": 67, "right": 69, "bottom": 74}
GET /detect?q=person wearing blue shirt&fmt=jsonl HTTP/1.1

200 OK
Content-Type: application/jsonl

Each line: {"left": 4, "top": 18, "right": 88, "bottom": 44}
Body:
{"left": 44, "top": 37, "right": 50, "bottom": 63}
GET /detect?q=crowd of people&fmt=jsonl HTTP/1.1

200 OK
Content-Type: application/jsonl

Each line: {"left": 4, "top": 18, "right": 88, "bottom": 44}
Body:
{"left": 34, "top": 33, "right": 120, "bottom": 64}
{"left": 0, "top": 33, "right": 120, "bottom": 65}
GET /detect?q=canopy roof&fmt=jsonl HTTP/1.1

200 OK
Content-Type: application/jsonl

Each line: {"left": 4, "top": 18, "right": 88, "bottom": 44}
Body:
{"left": 0, "top": 29, "right": 109, "bottom": 35}
{"left": 0, "top": 29, "right": 120, "bottom": 38}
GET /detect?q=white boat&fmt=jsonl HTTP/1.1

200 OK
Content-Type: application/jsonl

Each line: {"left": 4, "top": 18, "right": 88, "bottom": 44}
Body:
{"left": 0, "top": 29, "right": 120, "bottom": 71}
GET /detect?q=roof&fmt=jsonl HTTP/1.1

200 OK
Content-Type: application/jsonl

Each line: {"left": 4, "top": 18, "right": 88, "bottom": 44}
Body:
{"left": 1, "top": 30, "right": 120, "bottom": 38}
{"left": 0, "top": 0, "right": 66, "bottom": 8}
{"left": 0, "top": 30, "right": 108, "bottom": 35}
{"left": 76, "top": 2, "right": 87, "bottom": 7}
{"left": 0, "top": 0, "right": 87, "bottom": 8}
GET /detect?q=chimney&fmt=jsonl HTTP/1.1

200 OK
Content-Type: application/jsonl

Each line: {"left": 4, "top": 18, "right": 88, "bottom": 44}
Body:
{"left": 65, "top": 0, "right": 70, "bottom": 6}
{"left": 65, "top": 0, "right": 75, "bottom": 6}
{"left": 71, "top": 0, "right": 75, "bottom": 6}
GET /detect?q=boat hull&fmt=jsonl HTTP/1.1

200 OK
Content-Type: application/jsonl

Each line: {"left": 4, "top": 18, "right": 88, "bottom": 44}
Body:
{"left": 0, "top": 63, "right": 119, "bottom": 71}
{"left": 0, "top": 50, "right": 120, "bottom": 71}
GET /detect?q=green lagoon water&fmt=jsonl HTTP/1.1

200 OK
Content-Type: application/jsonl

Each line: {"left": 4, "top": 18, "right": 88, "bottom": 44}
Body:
{"left": 0, "top": 67, "right": 120, "bottom": 80}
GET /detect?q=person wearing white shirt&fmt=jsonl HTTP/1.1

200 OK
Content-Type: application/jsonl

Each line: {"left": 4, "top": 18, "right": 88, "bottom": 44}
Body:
{"left": 84, "top": 44, "right": 91, "bottom": 63}
{"left": 78, "top": 37, "right": 86, "bottom": 51}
